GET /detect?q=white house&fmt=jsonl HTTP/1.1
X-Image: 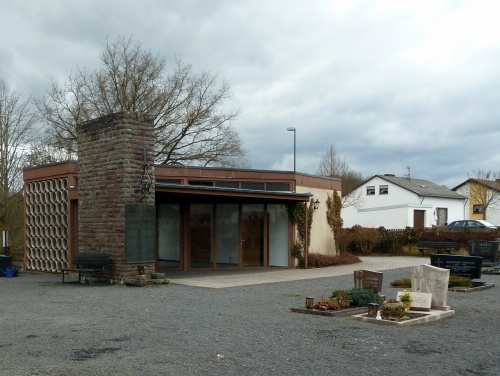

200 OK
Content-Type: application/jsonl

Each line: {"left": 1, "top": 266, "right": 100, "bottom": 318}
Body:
{"left": 342, "top": 174, "right": 466, "bottom": 229}
{"left": 452, "top": 179, "right": 500, "bottom": 226}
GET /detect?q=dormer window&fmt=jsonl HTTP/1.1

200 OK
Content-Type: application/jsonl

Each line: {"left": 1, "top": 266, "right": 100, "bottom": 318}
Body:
{"left": 379, "top": 185, "right": 389, "bottom": 194}
{"left": 367, "top": 186, "right": 375, "bottom": 195}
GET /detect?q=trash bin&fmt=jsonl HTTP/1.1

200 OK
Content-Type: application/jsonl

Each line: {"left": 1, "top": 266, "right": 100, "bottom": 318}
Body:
{"left": 4, "top": 267, "right": 16, "bottom": 278}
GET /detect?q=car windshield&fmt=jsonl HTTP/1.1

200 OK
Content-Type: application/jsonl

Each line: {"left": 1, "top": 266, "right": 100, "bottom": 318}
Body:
{"left": 476, "top": 220, "right": 497, "bottom": 227}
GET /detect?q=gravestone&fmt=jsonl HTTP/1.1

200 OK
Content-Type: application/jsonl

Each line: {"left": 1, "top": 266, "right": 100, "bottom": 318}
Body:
{"left": 411, "top": 264, "right": 450, "bottom": 310}
{"left": 468, "top": 240, "right": 500, "bottom": 262}
{"left": 396, "top": 291, "right": 432, "bottom": 311}
{"left": 354, "top": 269, "right": 383, "bottom": 293}
{"left": 430, "top": 254, "right": 482, "bottom": 279}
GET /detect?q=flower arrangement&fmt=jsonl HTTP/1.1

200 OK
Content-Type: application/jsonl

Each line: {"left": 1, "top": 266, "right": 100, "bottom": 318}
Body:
{"left": 398, "top": 290, "right": 412, "bottom": 303}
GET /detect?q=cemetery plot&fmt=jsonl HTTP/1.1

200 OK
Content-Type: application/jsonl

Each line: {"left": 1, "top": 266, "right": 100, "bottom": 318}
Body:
{"left": 354, "top": 269, "right": 383, "bottom": 293}
{"left": 468, "top": 240, "right": 500, "bottom": 262}
{"left": 430, "top": 254, "right": 482, "bottom": 279}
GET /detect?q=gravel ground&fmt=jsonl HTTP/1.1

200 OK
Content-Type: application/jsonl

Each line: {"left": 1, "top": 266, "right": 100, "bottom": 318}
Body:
{"left": 1, "top": 267, "right": 499, "bottom": 376}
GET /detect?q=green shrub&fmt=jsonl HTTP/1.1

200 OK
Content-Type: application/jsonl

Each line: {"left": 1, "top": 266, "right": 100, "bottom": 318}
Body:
{"left": 390, "top": 275, "right": 473, "bottom": 289}
{"left": 448, "top": 275, "right": 473, "bottom": 288}
{"left": 390, "top": 278, "right": 411, "bottom": 287}
{"left": 381, "top": 303, "right": 406, "bottom": 319}
{"left": 330, "top": 288, "right": 383, "bottom": 307}
{"left": 298, "top": 252, "right": 361, "bottom": 268}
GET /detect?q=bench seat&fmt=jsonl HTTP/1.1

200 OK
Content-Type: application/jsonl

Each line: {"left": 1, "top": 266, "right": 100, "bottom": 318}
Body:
{"left": 417, "top": 241, "right": 459, "bottom": 257}
{"left": 60, "top": 253, "right": 111, "bottom": 285}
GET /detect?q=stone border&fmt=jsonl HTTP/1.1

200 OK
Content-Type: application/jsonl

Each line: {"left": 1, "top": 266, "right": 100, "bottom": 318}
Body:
{"left": 353, "top": 309, "right": 455, "bottom": 326}
{"left": 290, "top": 306, "right": 367, "bottom": 317}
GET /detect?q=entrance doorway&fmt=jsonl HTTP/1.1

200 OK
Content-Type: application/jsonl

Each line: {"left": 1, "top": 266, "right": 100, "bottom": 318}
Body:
{"left": 414, "top": 210, "right": 425, "bottom": 229}
{"left": 157, "top": 202, "right": 291, "bottom": 270}
{"left": 241, "top": 204, "right": 265, "bottom": 267}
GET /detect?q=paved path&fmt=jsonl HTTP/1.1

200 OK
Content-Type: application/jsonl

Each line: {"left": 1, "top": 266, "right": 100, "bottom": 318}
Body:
{"left": 168, "top": 256, "right": 430, "bottom": 288}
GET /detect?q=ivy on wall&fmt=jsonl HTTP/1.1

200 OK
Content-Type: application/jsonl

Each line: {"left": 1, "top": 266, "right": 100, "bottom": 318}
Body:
{"left": 288, "top": 199, "right": 315, "bottom": 258}
{"left": 326, "top": 190, "right": 343, "bottom": 238}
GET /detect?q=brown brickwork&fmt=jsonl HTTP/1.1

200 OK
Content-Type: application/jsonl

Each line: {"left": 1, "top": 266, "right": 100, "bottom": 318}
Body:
{"left": 77, "top": 112, "right": 155, "bottom": 281}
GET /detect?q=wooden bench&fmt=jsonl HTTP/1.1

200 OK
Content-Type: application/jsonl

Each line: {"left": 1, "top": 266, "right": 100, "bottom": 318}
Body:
{"left": 60, "top": 253, "right": 111, "bottom": 285}
{"left": 417, "top": 241, "right": 459, "bottom": 257}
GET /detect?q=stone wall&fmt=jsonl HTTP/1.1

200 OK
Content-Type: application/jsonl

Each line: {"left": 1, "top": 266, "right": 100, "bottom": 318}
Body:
{"left": 77, "top": 112, "right": 155, "bottom": 280}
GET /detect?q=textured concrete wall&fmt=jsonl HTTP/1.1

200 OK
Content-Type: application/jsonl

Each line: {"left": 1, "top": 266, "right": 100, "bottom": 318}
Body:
{"left": 77, "top": 112, "right": 155, "bottom": 280}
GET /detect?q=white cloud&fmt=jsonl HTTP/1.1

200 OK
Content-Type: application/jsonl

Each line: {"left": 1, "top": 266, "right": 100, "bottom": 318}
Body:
{"left": 1, "top": 0, "right": 500, "bottom": 187}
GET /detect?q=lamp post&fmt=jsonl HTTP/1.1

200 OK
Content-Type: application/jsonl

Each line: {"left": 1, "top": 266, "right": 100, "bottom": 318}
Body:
{"left": 286, "top": 127, "right": 296, "bottom": 173}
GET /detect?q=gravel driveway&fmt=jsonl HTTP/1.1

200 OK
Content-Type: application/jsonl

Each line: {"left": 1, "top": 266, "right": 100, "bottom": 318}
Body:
{"left": 1, "top": 267, "right": 499, "bottom": 376}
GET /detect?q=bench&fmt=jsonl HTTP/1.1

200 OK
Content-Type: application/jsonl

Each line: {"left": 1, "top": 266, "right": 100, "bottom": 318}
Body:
{"left": 417, "top": 241, "right": 459, "bottom": 257}
{"left": 60, "top": 253, "right": 111, "bottom": 285}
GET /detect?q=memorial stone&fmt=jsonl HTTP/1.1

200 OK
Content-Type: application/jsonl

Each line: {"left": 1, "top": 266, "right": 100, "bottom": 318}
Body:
{"left": 411, "top": 264, "right": 450, "bottom": 310}
{"left": 396, "top": 291, "right": 432, "bottom": 311}
{"left": 430, "top": 254, "right": 482, "bottom": 279}
{"left": 468, "top": 240, "right": 500, "bottom": 262}
{"left": 354, "top": 269, "right": 383, "bottom": 293}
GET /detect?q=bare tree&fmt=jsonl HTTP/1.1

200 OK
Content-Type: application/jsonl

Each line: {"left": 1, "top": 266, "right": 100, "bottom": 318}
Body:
{"left": 466, "top": 169, "right": 500, "bottom": 220}
{"left": 35, "top": 36, "right": 247, "bottom": 167}
{"left": 0, "top": 79, "right": 37, "bottom": 237}
{"left": 316, "top": 145, "right": 364, "bottom": 208}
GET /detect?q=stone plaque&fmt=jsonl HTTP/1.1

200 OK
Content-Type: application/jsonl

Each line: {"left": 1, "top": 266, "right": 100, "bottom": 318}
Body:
{"left": 411, "top": 264, "right": 450, "bottom": 310}
{"left": 354, "top": 269, "right": 383, "bottom": 293}
{"left": 468, "top": 240, "right": 500, "bottom": 262}
{"left": 430, "top": 254, "right": 482, "bottom": 279}
{"left": 396, "top": 291, "right": 432, "bottom": 311}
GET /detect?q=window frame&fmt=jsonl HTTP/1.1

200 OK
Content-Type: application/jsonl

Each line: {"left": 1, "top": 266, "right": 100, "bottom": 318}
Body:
{"left": 379, "top": 185, "right": 389, "bottom": 195}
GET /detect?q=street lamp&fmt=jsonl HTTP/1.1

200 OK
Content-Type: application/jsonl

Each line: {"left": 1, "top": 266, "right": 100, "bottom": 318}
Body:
{"left": 286, "top": 127, "right": 296, "bottom": 173}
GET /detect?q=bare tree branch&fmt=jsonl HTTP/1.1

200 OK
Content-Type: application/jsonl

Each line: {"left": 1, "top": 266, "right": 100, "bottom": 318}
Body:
{"left": 316, "top": 144, "right": 364, "bottom": 208}
{"left": 35, "top": 36, "right": 247, "bottom": 167}
{"left": 466, "top": 169, "right": 500, "bottom": 220}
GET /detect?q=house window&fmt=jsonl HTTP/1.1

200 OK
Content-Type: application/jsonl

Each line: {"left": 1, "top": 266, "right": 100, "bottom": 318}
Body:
{"left": 379, "top": 185, "right": 389, "bottom": 194}
{"left": 473, "top": 204, "right": 484, "bottom": 214}
{"left": 366, "top": 186, "right": 375, "bottom": 195}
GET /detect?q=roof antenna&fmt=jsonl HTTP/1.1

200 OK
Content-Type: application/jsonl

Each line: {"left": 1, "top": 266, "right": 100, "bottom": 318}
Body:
{"left": 405, "top": 166, "right": 411, "bottom": 180}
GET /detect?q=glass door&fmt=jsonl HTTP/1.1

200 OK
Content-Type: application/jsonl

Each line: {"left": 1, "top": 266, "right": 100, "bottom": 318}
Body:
{"left": 215, "top": 204, "right": 239, "bottom": 267}
{"left": 189, "top": 204, "right": 213, "bottom": 268}
{"left": 241, "top": 204, "right": 264, "bottom": 267}
{"left": 267, "top": 204, "right": 289, "bottom": 267}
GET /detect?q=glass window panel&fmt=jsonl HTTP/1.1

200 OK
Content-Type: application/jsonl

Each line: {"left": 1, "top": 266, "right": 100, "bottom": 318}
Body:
{"left": 215, "top": 181, "right": 240, "bottom": 189}
{"left": 268, "top": 204, "right": 289, "bottom": 266}
{"left": 266, "top": 183, "right": 291, "bottom": 192}
{"left": 188, "top": 181, "right": 214, "bottom": 187}
{"left": 157, "top": 204, "right": 181, "bottom": 269}
{"left": 190, "top": 204, "right": 213, "bottom": 268}
{"left": 241, "top": 182, "right": 265, "bottom": 190}
{"left": 216, "top": 204, "right": 239, "bottom": 267}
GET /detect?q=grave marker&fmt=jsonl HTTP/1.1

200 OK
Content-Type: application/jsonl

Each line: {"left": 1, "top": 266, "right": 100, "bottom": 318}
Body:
{"left": 430, "top": 254, "right": 482, "bottom": 279}
{"left": 468, "top": 240, "right": 500, "bottom": 262}
{"left": 411, "top": 264, "right": 450, "bottom": 310}
{"left": 354, "top": 269, "right": 383, "bottom": 293}
{"left": 396, "top": 291, "right": 432, "bottom": 311}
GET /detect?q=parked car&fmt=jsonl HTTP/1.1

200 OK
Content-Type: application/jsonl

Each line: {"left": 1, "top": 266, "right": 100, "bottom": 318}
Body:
{"left": 446, "top": 220, "right": 498, "bottom": 229}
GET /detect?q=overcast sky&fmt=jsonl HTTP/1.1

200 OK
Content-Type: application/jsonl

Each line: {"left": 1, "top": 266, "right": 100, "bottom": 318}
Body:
{"left": 2, "top": 0, "right": 500, "bottom": 188}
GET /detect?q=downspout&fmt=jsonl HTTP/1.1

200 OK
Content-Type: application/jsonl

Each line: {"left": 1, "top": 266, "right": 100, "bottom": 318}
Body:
{"left": 304, "top": 201, "right": 308, "bottom": 269}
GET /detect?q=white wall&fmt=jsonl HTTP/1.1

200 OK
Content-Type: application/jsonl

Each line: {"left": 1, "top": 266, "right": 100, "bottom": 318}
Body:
{"left": 343, "top": 177, "right": 466, "bottom": 229}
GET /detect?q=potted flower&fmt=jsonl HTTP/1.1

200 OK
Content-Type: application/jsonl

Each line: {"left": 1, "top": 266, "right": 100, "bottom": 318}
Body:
{"left": 398, "top": 290, "right": 412, "bottom": 311}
